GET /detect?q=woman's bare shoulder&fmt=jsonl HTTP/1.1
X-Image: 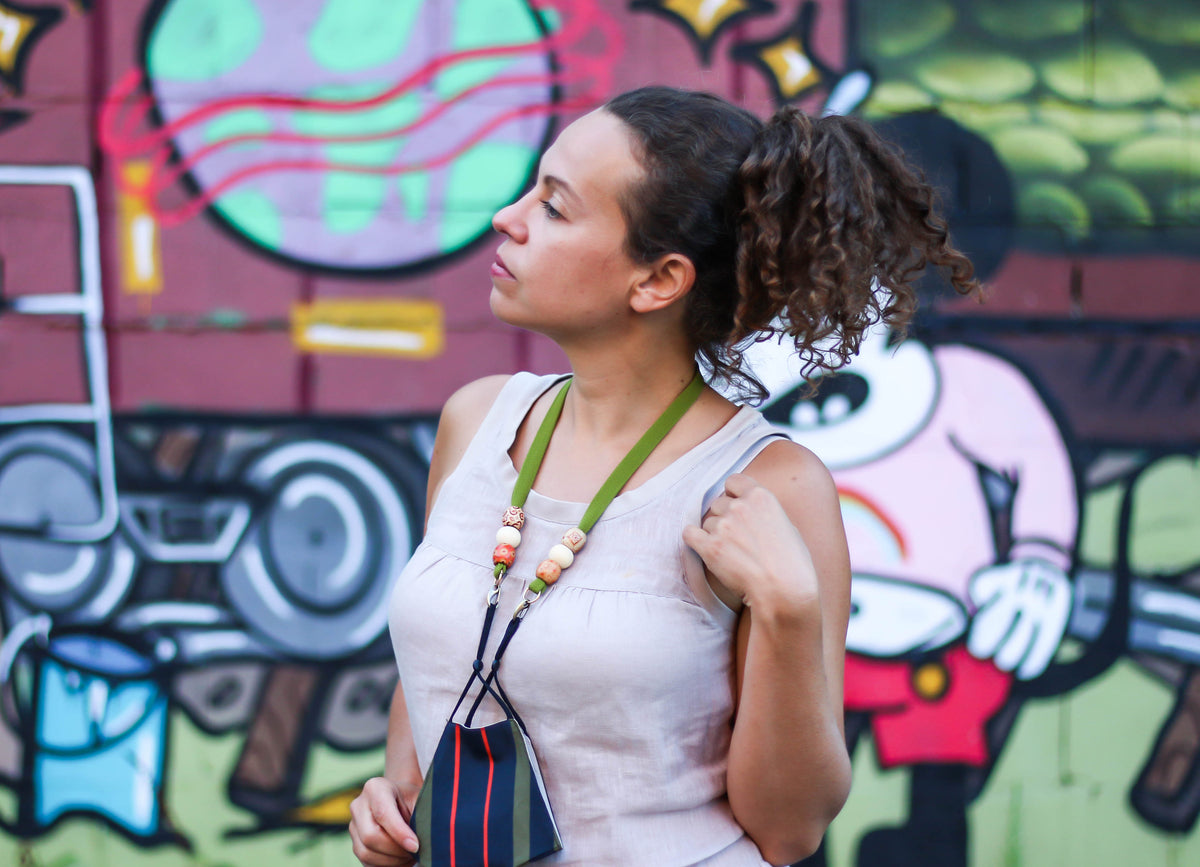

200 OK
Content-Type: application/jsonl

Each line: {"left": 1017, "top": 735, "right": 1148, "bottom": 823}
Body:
{"left": 743, "top": 438, "right": 836, "bottom": 506}
{"left": 742, "top": 438, "right": 843, "bottom": 551}
{"left": 441, "top": 375, "right": 512, "bottom": 432}
{"left": 425, "top": 375, "right": 512, "bottom": 522}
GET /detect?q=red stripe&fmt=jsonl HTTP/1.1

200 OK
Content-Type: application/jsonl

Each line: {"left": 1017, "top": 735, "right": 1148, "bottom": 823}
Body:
{"left": 480, "top": 728, "right": 495, "bottom": 867}
{"left": 450, "top": 727, "right": 461, "bottom": 867}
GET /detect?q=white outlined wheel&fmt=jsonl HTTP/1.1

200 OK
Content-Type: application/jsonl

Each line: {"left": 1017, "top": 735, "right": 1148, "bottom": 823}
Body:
{"left": 219, "top": 439, "right": 416, "bottom": 660}
{"left": 0, "top": 428, "right": 137, "bottom": 623}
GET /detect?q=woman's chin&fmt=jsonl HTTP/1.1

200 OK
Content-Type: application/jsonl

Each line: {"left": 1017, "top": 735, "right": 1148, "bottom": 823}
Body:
{"left": 488, "top": 286, "right": 526, "bottom": 327}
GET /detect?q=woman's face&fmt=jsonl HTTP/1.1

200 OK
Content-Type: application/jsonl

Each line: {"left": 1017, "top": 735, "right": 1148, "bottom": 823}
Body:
{"left": 489, "top": 109, "right": 648, "bottom": 341}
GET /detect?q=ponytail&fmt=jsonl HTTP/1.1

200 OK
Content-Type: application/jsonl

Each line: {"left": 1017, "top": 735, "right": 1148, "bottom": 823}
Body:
{"left": 604, "top": 89, "right": 978, "bottom": 402}
{"left": 732, "top": 108, "right": 979, "bottom": 388}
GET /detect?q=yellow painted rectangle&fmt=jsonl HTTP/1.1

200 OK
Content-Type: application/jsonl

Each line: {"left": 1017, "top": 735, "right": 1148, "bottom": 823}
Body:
{"left": 291, "top": 299, "right": 444, "bottom": 359}
{"left": 118, "top": 160, "right": 162, "bottom": 295}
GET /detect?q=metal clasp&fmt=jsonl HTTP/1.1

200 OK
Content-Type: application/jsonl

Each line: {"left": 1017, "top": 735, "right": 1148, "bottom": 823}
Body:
{"left": 513, "top": 586, "right": 542, "bottom": 620}
{"left": 488, "top": 570, "right": 505, "bottom": 606}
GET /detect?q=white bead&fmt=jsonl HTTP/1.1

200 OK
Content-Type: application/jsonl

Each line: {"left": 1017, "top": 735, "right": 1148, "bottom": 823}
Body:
{"left": 496, "top": 526, "right": 522, "bottom": 547}
{"left": 547, "top": 544, "right": 574, "bottom": 568}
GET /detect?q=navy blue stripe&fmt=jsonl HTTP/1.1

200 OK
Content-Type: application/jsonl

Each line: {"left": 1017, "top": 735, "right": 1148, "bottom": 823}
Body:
{"left": 487, "top": 721, "right": 516, "bottom": 862}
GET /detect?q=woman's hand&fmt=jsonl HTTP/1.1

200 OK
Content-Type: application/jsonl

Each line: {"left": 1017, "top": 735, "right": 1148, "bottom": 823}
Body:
{"left": 683, "top": 472, "right": 819, "bottom": 611}
{"left": 349, "top": 776, "right": 420, "bottom": 866}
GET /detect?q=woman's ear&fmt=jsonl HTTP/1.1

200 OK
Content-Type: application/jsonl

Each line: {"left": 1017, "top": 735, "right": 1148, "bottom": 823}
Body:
{"left": 630, "top": 253, "right": 696, "bottom": 314}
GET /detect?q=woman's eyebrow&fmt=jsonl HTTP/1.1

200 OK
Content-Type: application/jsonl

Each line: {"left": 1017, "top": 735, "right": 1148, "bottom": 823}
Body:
{"left": 543, "top": 174, "right": 579, "bottom": 204}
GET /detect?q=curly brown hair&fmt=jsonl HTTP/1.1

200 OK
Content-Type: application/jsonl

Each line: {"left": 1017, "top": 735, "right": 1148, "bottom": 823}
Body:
{"left": 604, "top": 87, "right": 979, "bottom": 401}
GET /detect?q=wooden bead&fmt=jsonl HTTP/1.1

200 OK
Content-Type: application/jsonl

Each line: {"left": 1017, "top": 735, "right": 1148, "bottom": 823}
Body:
{"left": 501, "top": 507, "right": 525, "bottom": 529}
{"left": 547, "top": 544, "right": 574, "bottom": 568}
{"left": 492, "top": 544, "right": 516, "bottom": 568}
{"left": 535, "top": 560, "right": 562, "bottom": 584}
{"left": 496, "top": 526, "right": 522, "bottom": 547}
{"left": 561, "top": 527, "right": 586, "bottom": 553}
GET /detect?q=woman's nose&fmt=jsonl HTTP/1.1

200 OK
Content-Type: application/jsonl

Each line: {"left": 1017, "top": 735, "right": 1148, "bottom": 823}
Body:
{"left": 492, "top": 195, "right": 527, "bottom": 241}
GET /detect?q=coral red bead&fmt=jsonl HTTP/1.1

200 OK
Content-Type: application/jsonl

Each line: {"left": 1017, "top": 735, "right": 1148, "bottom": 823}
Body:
{"left": 501, "top": 507, "right": 525, "bottom": 529}
{"left": 535, "top": 560, "right": 562, "bottom": 584}
{"left": 493, "top": 544, "right": 516, "bottom": 568}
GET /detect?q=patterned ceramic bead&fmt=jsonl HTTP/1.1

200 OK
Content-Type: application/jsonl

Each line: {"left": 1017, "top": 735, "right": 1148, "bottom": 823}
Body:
{"left": 562, "top": 527, "right": 587, "bottom": 552}
{"left": 501, "top": 506, "right": 525, "bottom": 529}
{"left": 547, "top": 544, "right": 574, "bottom": 569}
{"left": 535, "top": 560, "right": 562, "bottom": 584}
{"left": 496, "top": 526, "right": 522, "bottom": 547}
{"left": 492, "top": 544, "right": 516, "bottom": 568}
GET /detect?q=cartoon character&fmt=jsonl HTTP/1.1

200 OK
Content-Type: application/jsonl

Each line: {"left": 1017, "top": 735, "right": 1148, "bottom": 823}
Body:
{"left": 742, "top": 323, "right": 1078, "bottom": 866}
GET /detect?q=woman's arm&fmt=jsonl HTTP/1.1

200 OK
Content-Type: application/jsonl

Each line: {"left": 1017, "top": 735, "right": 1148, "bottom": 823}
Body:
{"left": 683, "top": 441, "right": 853, "bottom": 866}
{"left": 349, "top": 680, "right": 422, "bottom": 865}
{"left": 350, "top": 375, "right": 511, "bottom": 865}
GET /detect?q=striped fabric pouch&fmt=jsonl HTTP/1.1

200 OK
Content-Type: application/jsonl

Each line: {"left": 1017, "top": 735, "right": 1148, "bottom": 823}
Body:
{"left": 410, "top": 603, "right": 562, "bottom": 866}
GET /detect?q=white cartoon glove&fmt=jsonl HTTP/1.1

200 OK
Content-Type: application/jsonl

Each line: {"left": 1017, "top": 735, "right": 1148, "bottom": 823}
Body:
{"left": 846, "top": 574, "right": 967, "bottom": 657}
{"left": 967, "top": 559, "right": 1073, "bottom": 680}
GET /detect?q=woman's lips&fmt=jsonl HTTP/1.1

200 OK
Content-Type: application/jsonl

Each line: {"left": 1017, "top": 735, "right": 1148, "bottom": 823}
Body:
{"left": 491, "top": 250, "right": 514, "bottom": 280}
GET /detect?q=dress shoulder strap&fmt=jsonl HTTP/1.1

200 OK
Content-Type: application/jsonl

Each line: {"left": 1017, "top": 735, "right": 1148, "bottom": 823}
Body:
{"left": 453, "top": 372, "right": 568, "bottom": 475}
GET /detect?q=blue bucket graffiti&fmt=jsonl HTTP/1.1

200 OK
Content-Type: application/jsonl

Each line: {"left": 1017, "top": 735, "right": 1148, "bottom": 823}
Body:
{"left": 30, "top": 634, "right": 167, "bottom": 836}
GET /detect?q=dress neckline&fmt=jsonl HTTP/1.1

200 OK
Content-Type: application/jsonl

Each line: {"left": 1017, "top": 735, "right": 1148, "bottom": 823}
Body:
{"left": 496, "top": 373, "right": 757, "bottom": 525}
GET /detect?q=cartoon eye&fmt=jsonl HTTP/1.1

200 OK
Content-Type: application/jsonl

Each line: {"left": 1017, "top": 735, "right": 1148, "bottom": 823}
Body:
{"left": 773, "top": 372, "right": 869, "bottom": 430}
{"left": 749, "top": 324, "right": 940, "bottom": 469}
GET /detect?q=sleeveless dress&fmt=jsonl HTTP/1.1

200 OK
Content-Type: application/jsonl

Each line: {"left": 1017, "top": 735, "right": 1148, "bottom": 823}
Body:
{"left": 388, "top": 373, "right": 782, "bottom": 866}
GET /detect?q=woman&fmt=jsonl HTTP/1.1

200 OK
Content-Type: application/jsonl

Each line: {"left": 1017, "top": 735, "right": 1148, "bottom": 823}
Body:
{"left": 349, "top": 86, "right": 976, "bottom": 866}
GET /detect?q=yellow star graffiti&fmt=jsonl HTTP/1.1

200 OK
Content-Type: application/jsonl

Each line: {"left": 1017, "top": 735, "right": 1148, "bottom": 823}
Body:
{"left": 660, "top": 0, "right": 755, "bottom": 41}
{"left": 752, "top": 35, "right": 822, "bottom": 101}
{"left": 0, "top": 6, "right": 38, "bottom": 75}
{"left": 632, "top": 0, "right": 773, "bottom": 65}
{"left": 0, "top": 0, "right": 61, "bottom": 93}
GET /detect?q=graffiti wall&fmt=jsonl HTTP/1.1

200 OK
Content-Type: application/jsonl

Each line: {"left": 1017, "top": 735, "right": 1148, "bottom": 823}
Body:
{"left": 0, "top": 0, "right": 1196, "bottom": 865}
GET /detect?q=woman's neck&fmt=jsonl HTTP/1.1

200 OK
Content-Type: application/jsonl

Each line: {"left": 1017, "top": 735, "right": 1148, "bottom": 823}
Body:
{"left": 556, "top": 340, "right": 699, "bottom": 447}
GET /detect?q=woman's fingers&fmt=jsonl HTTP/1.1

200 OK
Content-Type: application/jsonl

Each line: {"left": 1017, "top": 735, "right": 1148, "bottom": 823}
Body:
{"left": 349, "top": 778, "right": 419, "bottom": 865}
{"left": 350, "top": 820, "right": 411, "bottom": 866}
{"left": 722, "top": 472, "right": 758, "bottom": 498}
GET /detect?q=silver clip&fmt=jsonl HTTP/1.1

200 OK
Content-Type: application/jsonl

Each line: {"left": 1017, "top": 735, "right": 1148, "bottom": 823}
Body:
{"left": 513, "top": 586, "right": 542, "bottom": 620}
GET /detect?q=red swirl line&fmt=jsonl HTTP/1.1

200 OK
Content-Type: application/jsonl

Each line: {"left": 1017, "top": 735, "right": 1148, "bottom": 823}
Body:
{"left": 100, "top": 0, "right": 602, "bottom": 158}
{"left": 98, "top": 0, "right": 624, "bottom": 228}
{"left": 155, "top": 95, "right": 596, "bottom": 227}
{"left": 137, "top": 68, "right": 588, "bottom": 204}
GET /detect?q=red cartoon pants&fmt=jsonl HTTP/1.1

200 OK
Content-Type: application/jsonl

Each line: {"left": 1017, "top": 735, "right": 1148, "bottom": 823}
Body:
{"left": 844, "top": 645, "right": 1013, "bottom": 768}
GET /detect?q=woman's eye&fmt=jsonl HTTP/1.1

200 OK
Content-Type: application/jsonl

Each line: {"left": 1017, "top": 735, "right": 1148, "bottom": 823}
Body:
{"left": 539, "top": 200, "right": 562, "bottom": 220}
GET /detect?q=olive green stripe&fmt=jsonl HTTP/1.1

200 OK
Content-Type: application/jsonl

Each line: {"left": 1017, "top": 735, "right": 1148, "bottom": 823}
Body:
{"left": 512, "top": 719, "right": 531, "bottom": 864}
{"left": 413, "top": 763, "right": 433, "bottom": 867}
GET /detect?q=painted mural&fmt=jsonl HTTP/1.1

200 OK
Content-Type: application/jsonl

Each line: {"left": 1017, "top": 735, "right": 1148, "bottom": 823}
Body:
{"left": 0, "top": 1, "right": 1196, "bottom": 865}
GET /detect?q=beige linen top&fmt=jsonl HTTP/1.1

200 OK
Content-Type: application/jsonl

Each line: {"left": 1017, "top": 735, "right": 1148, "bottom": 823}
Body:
{"left": 388, "top": 372, "right": 781, "bottom": 866}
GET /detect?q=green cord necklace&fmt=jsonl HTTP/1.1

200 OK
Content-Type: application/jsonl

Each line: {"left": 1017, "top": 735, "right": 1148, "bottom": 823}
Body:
{"left": 490, "top": 369, "right": 706, "bottom": 614}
